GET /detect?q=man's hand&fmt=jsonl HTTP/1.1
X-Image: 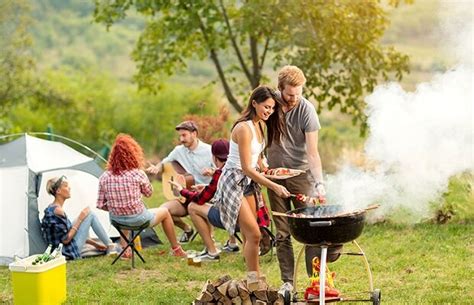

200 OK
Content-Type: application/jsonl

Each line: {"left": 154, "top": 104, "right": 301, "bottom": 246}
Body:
{"left": 315, "top": 182, "right": 326, "bottom": 204}
{"left": 146, "top": 162, "right": 162, "bottom": 175}
{"left": 168, "top": 180, "right": 183, "bottom": 192}
{"left": 201, "top": 167, "right": 215, "bottom": 177}
{"left": 191, "top": 184, "right": 205, "bottom": 192}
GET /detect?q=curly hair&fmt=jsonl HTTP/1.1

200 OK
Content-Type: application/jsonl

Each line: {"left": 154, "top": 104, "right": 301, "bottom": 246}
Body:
{"left": 107, "top": 134, "right": 144, "bottom": 175}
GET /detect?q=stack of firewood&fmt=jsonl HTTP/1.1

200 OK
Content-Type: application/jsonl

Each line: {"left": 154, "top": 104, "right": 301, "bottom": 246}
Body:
{"left": 193, "top": 274, "right": 283, "bottom": 305}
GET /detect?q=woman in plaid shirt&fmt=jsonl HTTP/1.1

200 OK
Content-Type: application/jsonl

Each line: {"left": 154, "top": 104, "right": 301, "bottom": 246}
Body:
{"left": 97, "top": 134, "right": 186, "bottom": 258}
{"left": 41, "top": 176, "right": 115, "bottom": 260}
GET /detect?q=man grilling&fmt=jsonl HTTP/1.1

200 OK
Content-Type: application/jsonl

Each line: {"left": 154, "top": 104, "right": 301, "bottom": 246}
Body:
{"left": 267, "top": 65, "right": 341, "bottom": 297}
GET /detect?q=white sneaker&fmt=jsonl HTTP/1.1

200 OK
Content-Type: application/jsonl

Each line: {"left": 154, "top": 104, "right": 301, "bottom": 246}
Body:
{"left": 194, "top": 251, "right": 220, "bottom": 262}
{"left": 106, "top": 243, "right": 119, "bottom": 256}
{"left": 278, "top": 282, "right": 293, "bottom": 296}
{"left": 199, "top": 247, "right": 221, "bottom": 256}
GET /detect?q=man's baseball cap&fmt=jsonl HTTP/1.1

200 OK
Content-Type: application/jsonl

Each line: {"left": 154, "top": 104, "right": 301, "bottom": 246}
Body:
{"left": 175, "top": 120, "right": 198, "bottom": 133}
{"left": 211, "top": 139, "right": 230, "bottom": 161}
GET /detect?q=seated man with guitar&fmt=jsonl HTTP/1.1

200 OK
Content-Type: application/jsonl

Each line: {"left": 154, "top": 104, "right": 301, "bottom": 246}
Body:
{"left": 146, "top": 120, "right": 214, "bottom": 243}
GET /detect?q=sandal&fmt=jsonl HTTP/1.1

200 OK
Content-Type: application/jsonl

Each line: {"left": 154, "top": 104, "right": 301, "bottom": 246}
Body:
{"left": 170, "top": 246, "right": 186, "bottom": 257}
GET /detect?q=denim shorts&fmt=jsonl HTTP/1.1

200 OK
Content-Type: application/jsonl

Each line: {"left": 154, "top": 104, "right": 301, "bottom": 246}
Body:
{"left": 110, "top": 209, "right": 155, "bottom": 227}
{"left": 208, "top": 206, "right": 239, "bottom": 232}
{"left": 208, "top": 206, "right": 224, "bottom": 229}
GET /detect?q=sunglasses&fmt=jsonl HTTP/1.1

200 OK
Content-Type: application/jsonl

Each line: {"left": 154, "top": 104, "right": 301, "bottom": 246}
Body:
{"left": 50, "top": 175, "right": 67, "bottom": 195}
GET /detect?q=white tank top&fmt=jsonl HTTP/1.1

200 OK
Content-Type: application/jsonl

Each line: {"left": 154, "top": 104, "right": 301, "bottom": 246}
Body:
{"left": 225, "top": 120, "right": 265, "bottom": 170}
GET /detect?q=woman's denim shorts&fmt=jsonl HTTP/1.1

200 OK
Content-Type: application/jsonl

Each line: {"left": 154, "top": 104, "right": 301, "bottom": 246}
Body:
{"left": 110, "top": 209, "right": 155, "bottom": 227}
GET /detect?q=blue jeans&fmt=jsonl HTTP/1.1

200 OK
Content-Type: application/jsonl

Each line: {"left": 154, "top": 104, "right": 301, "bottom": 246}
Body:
{"left": 74, "top": 212, "right": 112, "bottom": 250}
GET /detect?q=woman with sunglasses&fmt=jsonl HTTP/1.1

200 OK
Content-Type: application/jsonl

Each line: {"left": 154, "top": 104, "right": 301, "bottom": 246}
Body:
{"left": 41, "top": 176, "right": 115, "bottom": 260}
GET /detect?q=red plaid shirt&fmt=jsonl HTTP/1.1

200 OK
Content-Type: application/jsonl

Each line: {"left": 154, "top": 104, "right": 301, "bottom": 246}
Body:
{"left": 97, "top": 169, "right": 153, "bottom": 216}
{"left": 180, "top": 169, "right": 221, "bottom": 205}
{"left": 179, "top": 168, "right": 271, "bottom": 227}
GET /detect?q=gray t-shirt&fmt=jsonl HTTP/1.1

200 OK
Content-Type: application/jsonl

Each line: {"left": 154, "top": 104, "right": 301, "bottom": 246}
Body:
{"left": 267, "top": 97, "right": 321, "bottom": 170}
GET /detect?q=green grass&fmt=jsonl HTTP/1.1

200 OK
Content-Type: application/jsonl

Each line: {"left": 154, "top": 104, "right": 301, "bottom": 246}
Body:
{"left": 1, "top": 180, "right": 473, "bottom": 304}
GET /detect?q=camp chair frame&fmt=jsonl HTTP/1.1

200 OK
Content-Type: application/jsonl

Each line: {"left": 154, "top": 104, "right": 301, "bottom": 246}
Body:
{"left": 111, "top": 220, "right": 150, "bottom": 268}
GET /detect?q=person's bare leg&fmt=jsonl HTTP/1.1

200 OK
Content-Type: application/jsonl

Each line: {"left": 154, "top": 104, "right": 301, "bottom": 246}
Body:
{"left": 188, "top": 203, "right": 218, "bottom": 254}
{"left": 149, "top": 207, "right": 179, "bottom": 248}
{"left": 119, "top": 230, "right": 130, "bottom": 249}
{"left": 238, "top": 197, "right": 261, "bottom": 273}
{"left": 162, "top": 200, "right": 192, "bottom": 231}
{"left": 239, "top": 194, "right": 257, "bottom": 249}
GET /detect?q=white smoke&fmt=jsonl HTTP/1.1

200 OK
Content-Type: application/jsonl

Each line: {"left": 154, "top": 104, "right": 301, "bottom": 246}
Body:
{"left": 326, "top": 1, "right": 473, "bottom": 221}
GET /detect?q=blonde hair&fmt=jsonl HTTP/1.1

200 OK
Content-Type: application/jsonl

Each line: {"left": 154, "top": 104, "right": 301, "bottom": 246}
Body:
{"left": 46, "top": 176, "right": 67, "bottom": 196}
{"left": 278, "top": 65, "right": 306, "bottom": 89}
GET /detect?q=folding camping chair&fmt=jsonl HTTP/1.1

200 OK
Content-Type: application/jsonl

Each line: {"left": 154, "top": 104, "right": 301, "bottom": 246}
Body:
{"left": 111, "top": 220, "right": 150, "bottom": 268}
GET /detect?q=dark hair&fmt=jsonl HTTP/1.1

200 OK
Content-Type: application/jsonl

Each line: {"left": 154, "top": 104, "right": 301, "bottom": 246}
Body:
{"left": 233, "top": 85, "right": 286, "bottom": 147}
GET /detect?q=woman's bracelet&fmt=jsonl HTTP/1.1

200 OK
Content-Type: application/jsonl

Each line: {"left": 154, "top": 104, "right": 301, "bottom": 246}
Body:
{"left": 71, "top": 226, "right": 78, "bottom": 232}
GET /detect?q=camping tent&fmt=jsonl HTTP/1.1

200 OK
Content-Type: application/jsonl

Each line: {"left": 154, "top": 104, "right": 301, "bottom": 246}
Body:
{"left": 0, "top": 134, "right": 118, "bottom": 265}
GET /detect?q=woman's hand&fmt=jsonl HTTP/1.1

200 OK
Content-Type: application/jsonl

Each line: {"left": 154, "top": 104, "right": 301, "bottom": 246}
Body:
{"left": 272, "top": 183, "right": 290, "bottom": 198}
{"left": 146, "top": 162, "right": 162, "bottom": 175}
{"left": 168, "top": 180, "right": 183, "bottom": 192}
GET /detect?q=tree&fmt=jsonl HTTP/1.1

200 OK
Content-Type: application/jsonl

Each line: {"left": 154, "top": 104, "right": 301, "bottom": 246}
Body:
{"left": 94, "top": 0, "right": 410, "bottom": 133}
{"left": 0, "top": 0, "right": 35, "bottom": 117}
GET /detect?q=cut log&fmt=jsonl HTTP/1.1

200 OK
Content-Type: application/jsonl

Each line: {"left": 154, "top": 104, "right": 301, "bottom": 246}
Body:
{"left": 219, "top": 295, "right": 232, "bottom": 305}
{"left": 242, "top": 297, "right": 252, "bottom": 305}
{"left": 273, "top": 296, "right": 284, "bottom": 305}
{"left": 213, "top": 274, "right": 232, "bottom": 287}
{"left": 228, "top": 280, "right": 239, "bottom": 298}
{"left": 250, "top": 295, "right": 257, "bottom": 305}
{"left": 238, "top": 280, "right": 250, "bottom": 300}
{"left": 253, "top": 290, "right": 268, "bottom": 302}
{"left": 196, "top": 291, "right": 214, "bottom": 302}
{"left": 246, "top": 273, "right": 259, "bottom": 292}
{"left": 206, "top": 279, "right": 216, "bottom": 293}
{"left": 266, "top": 289, "right": 279, "bottom": 303}
{"left": 213, "top": 290, "right": 224, "bottom": 301}
{"left": 254, "top": 280, "right": 269, "bottom": 301}
{"left": 255, "top": 300, "right": 267, "bottom": 305}
{"left": 231, "top": 296, "right": 242, "bottom": 305}
{"left": 217, "top": 280, "right": 231, "bottom": 296}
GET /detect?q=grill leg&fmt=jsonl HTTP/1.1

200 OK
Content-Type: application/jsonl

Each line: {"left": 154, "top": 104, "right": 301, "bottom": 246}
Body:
{"left": 319, "top": 246, "right": 328, "bottom": 304}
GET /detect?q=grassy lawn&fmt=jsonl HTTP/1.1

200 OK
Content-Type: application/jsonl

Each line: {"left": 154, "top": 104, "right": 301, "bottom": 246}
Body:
{"left": 1, "top": 180, "right": 473, "bottom": 304}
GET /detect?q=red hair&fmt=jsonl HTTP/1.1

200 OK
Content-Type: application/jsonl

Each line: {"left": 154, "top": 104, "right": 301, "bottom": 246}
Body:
{"left": 107, "top": 134, "right": 144, "bottom": 175}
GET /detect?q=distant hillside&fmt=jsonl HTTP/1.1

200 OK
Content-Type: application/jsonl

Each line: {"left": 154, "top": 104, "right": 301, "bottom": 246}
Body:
{"left": 30, "top": 0, "right": 143, "bottom": 80}
{"left": 30, "top": 0, "right": 455, "bottom": 87}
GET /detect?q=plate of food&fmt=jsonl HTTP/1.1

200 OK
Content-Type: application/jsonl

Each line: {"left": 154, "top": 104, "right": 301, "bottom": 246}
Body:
{"left": 263, "top": 167, "right": 305, "bottom": 180}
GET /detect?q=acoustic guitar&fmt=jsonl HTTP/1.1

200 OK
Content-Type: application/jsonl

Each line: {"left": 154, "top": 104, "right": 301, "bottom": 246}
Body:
{"left": 161, "top": 161, "right": 195, "bottom": 203}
